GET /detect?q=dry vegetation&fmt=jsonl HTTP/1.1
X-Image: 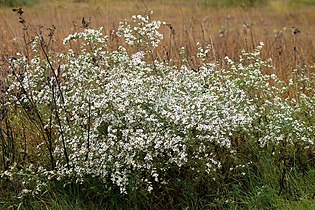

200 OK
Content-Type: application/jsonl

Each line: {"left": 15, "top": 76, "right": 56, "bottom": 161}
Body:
{"left": 1, "top": 0, "right": 315, "bottom": 79}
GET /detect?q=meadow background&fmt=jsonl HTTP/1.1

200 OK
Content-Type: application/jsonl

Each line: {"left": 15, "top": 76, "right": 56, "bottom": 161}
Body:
{"left": 1, "top": 0, "right": 315, "bottom": 79}
{"left": 0, "top": 0, "right": 315, "bottom": 209}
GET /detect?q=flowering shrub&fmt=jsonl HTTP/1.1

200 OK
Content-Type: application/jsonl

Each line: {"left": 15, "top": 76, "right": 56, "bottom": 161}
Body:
{"left": 0, "top": 12, "right": 314, "bottom": 203}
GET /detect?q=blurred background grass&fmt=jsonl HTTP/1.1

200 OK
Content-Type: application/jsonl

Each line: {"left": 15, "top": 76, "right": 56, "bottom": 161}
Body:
{"left": 1, "top": 0, "right": 315, "bottom": 81}
{"left": 1, "top": 0, "right": 315, "bottom": 7}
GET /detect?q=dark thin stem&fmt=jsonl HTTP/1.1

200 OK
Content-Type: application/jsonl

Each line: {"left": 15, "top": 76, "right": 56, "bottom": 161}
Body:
{"left": 22, "top": 123, "right": 27, "bottom": 162}
{"left": 8, "top": 62, "right": 55, "bottom": 169}
{"left": 38, "top": 35, "right": 70, "bottom": 169}
{"left": 0, "top": 122, "right": 7, "bottom": 170}
{"left": 0, "top": 105, "right": 7, "bottom": 170}
{"left": 5, "top": 114, "right": 14, "bottom": 164}
{"left": 37, "top": 35, "right": 70, "bottom": 126}
{"left": 51, "top": 84, "right": 70, "bottom": 170}
{"left": 85, "top": 98, "right": 91, "bottom": 161}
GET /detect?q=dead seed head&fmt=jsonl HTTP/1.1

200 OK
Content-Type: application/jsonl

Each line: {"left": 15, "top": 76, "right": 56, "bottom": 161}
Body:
{"left": 12, "top": 7, "right": 24, "bottom": 16}
{"left": 292, "top": 27, "right": 301, "bottom": 35}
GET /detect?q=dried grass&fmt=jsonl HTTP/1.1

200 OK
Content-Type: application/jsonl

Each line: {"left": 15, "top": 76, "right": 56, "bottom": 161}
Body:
{"left": 1, "top": 0, "right": 315, "bottom": 80}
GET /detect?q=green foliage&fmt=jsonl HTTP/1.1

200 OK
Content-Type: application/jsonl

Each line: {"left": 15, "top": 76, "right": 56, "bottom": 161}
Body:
{"left": 289, "top": 0, "right": 315, "bottom": 5}
{"left": 0, "top": 0, "right": 38, "bottom": 7}
{"left": 203, "top": 0, "right": 269, "bottom": 7}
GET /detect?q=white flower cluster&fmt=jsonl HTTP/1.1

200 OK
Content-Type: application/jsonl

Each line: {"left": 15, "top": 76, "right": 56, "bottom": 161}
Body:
{"left": 117, "top": 12, "right": 164, "bottom": 51}
{"left": 222, "top": 45, "right": 314, "bottom": 149}
{"left": 1, "top": 13, "right": 314, "bottom": 197}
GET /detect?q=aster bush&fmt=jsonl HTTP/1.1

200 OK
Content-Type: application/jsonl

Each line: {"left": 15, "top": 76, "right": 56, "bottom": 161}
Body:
{"left": 0, "top": 12, "right": 314, "bottom": 209}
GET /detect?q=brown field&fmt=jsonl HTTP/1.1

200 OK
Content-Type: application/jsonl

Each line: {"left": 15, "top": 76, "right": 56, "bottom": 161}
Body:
{"left": 1, "top": 0, "right": 315, "bottom": 80}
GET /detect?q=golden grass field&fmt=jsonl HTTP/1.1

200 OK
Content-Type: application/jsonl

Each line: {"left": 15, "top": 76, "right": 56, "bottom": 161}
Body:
{"left": 1, "top": 0, "right": 315, "bottom": 80}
